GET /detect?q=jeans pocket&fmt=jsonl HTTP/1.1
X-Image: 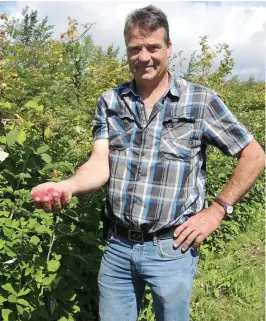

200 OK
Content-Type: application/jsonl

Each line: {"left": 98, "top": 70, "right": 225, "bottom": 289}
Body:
{"left": 191, "top": 247, "right": 200, "bottom": 277}
{"left": 157, "top": 238, "right": 191, "bottom": 259}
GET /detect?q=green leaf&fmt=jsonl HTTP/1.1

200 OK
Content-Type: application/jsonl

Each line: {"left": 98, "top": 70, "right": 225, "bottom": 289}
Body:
{"left": 6, "top": 131, "right": 17, "bottom": 147}
{"left": 17, "top": 298, "right": 30, "bottom": 306}
{"left": 16, "top": 304, "right": 24, "bottom": 315}
{"left": 8, "top": 294, "right": 17, "bottom": 303}
{"left": 0, "top": 135, "right": 7, "bottom": 144}
{"left": 0, "top": 296, "right": 7, "bottom": 303}
{"left": 2, "top": 283, "right": 17, "bottom": 295}
{"left": 18, "top": 287, "right": 31, "bottom": 297}
{"left": 3, "top": 101, "right": 12, "bottom": 108}
{"left": 36, "top": 144, "right": 50, "bottom": 154}
{"left": 41, "top": 153, "right": 52, "bottom": 163}
{"left": 44, "top": 127, "right": 53, "bottom": 138}
{"left": 2, "top": 309, "right": 13, "bottom": 321}
{"left": 214, "top": 288, "right": 220, "bottom": 298}
{"left": 30, "top": 235, "right": 40, "bottom": 245}
{"left": 16, "top": 131, "right": 27, "bottom": 145}
{"left": 24, "top": 100, "right": 38, "bottom": 109}
{"left": 47, "top": 260, "right": 60, "bottom": 272}
{"left": 42, "top": 273, "right": 57, "bottom": 285}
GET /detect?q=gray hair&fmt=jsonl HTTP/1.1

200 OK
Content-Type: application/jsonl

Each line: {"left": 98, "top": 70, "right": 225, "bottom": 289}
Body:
{"left": 124, "top": 5, "right": 170, "bottom": 44}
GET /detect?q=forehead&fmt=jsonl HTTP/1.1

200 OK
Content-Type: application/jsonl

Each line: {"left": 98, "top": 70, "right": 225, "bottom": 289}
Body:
{"left": 126, "top": 27, "right": 166, "bottom": 45}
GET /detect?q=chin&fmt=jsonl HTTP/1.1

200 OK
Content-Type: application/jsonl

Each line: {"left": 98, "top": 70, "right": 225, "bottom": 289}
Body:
{"left": 138, "top": 71, "right": 157, "bottom": 81}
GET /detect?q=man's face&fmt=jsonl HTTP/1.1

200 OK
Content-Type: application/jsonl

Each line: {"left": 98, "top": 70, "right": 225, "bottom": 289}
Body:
{"left": 126, "top": 26, "right": 172, "bottom": 84}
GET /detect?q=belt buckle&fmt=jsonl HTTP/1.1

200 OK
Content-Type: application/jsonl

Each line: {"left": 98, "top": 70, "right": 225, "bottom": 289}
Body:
{"left": 128, "top": 229, "right": 144, "bottom": 243}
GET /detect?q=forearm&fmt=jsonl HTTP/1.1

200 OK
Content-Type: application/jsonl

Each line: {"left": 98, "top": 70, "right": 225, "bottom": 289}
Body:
{"left": 62, "top": 156, "right": 110, "bottom": 196}
{"left": 214, "top": 140, "right": 265, "bottom": 215}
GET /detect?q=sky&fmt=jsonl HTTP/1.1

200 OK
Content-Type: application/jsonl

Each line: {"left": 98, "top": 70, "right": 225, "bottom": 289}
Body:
{"left": 1, "top": 1, "right": 265, "bottom": 80}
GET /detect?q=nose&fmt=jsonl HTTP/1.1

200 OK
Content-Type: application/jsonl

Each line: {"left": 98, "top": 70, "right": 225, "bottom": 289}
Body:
{"left": 138, "top": 46, "right": 150, "bottom": 62}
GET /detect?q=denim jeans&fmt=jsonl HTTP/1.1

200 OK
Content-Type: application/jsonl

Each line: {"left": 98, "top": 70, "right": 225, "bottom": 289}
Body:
{"left": 98, "top": 228, "right": 199, "bottom": 321}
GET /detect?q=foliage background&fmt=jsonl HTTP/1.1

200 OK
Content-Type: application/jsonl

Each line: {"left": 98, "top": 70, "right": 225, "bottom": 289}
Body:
{"left": 0, "top": 8, "right": 264, "bottom": 321}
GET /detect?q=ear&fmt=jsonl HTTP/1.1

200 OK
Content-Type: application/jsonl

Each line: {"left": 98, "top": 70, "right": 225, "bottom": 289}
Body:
{"left": 167, "top": 41, "right": 172, "bottom": 58}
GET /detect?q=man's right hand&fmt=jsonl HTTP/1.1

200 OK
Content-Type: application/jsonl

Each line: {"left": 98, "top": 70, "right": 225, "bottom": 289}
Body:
{"left": 31, "top": 181, "right": 74, "bottom": 213}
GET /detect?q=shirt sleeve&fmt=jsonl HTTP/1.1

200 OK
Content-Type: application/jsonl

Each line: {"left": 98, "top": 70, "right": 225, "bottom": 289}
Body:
{"left": 92, "top": 95, "right": 109, "bottom": 141}
{"left": 202, "top": 94, "right": 254, "bottom": 156}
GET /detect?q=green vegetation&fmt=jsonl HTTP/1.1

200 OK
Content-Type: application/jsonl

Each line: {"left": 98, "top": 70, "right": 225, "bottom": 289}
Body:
{"left": 139, "top": 210, "right": 265, "bottom": 321}
{"left": 191, "top": 211, "right": 265, "bottom": 321}
{"left": 0, "top": 7, "right": 264, "bottom": 321}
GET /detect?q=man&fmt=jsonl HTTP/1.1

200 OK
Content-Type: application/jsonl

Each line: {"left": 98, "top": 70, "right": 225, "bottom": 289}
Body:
{"left": 31, "top": 5, "right": 264, "bottom": 321}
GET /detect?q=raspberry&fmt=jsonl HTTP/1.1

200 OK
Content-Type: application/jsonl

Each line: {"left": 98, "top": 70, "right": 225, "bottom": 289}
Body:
{"left": 32, "top": 188, "right": 63, "bottom": 205}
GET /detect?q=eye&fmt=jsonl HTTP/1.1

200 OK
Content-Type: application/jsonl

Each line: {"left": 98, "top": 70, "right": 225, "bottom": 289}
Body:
{"left": 128, "top": 46, "right": 141, "bottom": 54}
{"left": 148, "top": 45, "right": 161, "bottom": 53}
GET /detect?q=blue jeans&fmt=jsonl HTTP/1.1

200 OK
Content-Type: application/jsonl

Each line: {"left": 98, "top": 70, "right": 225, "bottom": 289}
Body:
{"left": 98, "top": 229, "right": 199, "bottom": 321}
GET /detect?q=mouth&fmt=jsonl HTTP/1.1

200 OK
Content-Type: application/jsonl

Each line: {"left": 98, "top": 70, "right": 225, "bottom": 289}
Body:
{"left": 135, "top": 65, "right": 155, "bottom": 72}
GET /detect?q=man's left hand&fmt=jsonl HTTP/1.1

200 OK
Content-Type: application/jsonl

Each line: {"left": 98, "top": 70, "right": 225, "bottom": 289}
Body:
{"left": 173, "top": 203, "right": 225, "bottom": 251}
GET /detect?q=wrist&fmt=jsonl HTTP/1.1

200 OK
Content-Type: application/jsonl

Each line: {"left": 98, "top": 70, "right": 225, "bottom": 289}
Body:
{"left": 59, "top": 180, "right": 78, "bottom": 196}
{"left": 210, "top": 202, "right": 226, "bottom": 220}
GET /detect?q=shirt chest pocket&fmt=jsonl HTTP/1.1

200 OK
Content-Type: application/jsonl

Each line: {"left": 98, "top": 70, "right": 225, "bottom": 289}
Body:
{"left": 108, "top": 113, "right": 135, "bottom": 151}
{"left": 159, "top": 115, "right": 201, "bottom": 162}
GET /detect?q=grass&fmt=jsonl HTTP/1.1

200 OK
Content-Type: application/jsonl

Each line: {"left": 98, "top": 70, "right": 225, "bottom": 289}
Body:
{"left": 191, "top": 213, "right": 265, "bottom": 321}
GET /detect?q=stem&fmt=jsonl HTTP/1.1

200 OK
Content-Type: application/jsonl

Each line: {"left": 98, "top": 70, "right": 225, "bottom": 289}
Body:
{"left": 40, "top": 214, "right": 60, "bottom": 296}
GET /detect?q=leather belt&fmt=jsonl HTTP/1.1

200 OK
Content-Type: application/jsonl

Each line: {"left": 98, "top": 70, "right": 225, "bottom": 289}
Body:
{"left": 109, "top": 220, "right": 176, "bottom": 244}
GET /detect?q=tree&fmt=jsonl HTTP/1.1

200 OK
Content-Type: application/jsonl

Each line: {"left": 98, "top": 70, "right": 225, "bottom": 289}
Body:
{"left": 5, "top": 6, "right": 53, "bottom": 44}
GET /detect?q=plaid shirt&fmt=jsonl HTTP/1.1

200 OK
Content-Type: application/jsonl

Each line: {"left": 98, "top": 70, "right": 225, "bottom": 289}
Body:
{"left": 92, "top": 73, "right": 253, "bottom": 233}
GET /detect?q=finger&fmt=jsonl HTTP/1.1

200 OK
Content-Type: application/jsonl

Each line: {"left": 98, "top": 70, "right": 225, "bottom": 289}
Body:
{"left": 33, "top": 197, "right": 42, "bottom": 209}
{"left": 42, "top": 197, "right": 52, "bottom": 213}
{"left": 192, "top": 235, "right": 204, "bottom": 249}
{"left": 61, "top": 190, "right": 71, "bottom": 208}
{"left": 173, "top": 221, "right": 189, "bottom": 238}
{"left": 181, "top": 231, "right": 200, "bottom": 252}
{"left": 52, "top": 193, "right": 62, "bottom": 212}
{"left": 174, "top": 227, "right": 193, "bottom": 248}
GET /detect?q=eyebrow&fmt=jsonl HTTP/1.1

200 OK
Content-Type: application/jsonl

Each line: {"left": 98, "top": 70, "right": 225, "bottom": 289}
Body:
{"left": 127, "top": 43, "right": 162, "bottom": 50}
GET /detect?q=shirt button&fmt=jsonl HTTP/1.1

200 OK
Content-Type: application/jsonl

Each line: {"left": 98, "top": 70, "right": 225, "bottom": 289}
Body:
{"left": 141, "top": 152, "right": 145, "bottom": 156}
{"left": 123, "top": 120, "right": 128, "bottom": 124}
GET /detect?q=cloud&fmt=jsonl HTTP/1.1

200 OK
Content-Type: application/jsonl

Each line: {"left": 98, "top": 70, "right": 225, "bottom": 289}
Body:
{"left": 3, "top": 1, "right": 265, "bottom": 80}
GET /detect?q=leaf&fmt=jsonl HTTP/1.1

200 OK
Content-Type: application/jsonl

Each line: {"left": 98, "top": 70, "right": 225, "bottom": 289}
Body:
{"left": 2, "top": 309, "right": 13, "bottom": 321}
{"left": 36, "top": 145, "right": 50, "bottom": 154}
{"left": 0, "top": 150, "right": 9, "bottom": 162}
{"left": 0, "top": 296, "right": 7, "bottom": 303}
{"left": 6, "top": 131, "right": 17, "bottom": 147}
{"left": 16, "top": 304, "right": 24, "bottom": 315}
{"left": 44, "top": 128, "right": 53, "bottom": 138}
{"left": 30, "top": 235, "right": 40, "bottom": 245}
{"left": 17, "top": 298, "right": 30, "bottom": 306}
{"left": 3, "top": 101, "right": 11, "bottom": 108}
{"left": 47, "top": 260, "right": 60, "bottom": 272}
{"left": 3, "top": 257, "right": 17, "bottom": 264}
{"left": 214, "top": 288, "right": 220, "bottom": 298}
{"left": 34, "top": 269, "right": 44, "bottom": 283}
{"left": 2, "top": 283, "right": 17, "bottom": 295}
{"left": 16, "top": 131, "right": 26, "bottom": 145}
{"left": 8, "top": 294, "right": 17, "bottom": 303}
{"left": 41, "top": 153, "right": 52, "bottom": 163}
{"left": 42, "top": 273, "right": 57, "bottom": 285}
{"left": 18, "top": 287, "right": 31, "bottom": 297}
{"left": 24, "top": 100, "right": 38, "bottom": 109}
{"left": 0, "top": 135, "right": 7, "bottom": 144}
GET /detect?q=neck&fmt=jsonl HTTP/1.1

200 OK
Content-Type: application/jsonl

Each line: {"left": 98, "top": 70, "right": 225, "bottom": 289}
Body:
{"left": 135, "top": 72, "right": 169, "bottom": 100}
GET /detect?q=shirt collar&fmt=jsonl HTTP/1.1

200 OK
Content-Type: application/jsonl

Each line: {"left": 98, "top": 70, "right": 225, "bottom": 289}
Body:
{"left": 166, "top": 71, "right": 181, "bottom": 98}
{"left": 121, "top": 70, "right": 181, "bottom": 98}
